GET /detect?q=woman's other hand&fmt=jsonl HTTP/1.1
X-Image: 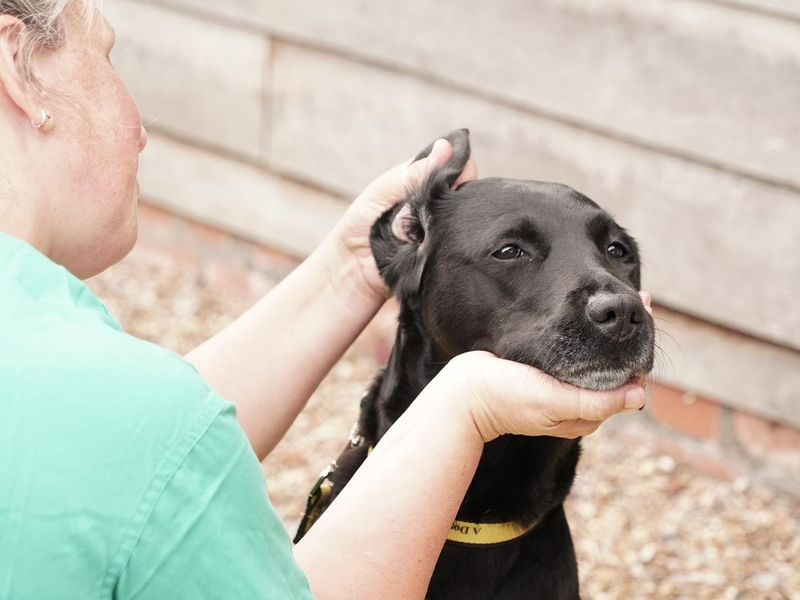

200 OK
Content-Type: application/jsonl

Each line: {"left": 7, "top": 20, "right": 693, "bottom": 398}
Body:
{"left": 442, "top": 351, "right": 647, "bottom": 443}
{"left": 330, "top": 138, "right": 478, "bottom": 305}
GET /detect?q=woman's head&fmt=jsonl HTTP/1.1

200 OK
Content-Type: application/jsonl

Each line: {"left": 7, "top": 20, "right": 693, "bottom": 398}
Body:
{"left": 0, "top": 0, "right": 147, "bottom": 278}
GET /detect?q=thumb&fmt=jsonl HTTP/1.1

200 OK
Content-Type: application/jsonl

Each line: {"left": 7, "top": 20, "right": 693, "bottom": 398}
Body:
{"left": 405, "top": 138, "right": 454, "bottom": 190}
{"left": 356, "top": 138, "right": 454, "bottom": 211}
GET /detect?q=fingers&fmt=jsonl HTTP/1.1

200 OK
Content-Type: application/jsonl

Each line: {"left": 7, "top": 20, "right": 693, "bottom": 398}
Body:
{"left": 364, "top": 137, "right": 475, "bottom": 213}
{"left": 406, "top": 138, "right": 478, "bottom": 192}
{"left": 405, "top": 138, "right": 453, "bottom": 189}
{"left": 428, "top": 138, "right": 455, "bottom": 166}
{"left": 639, "top": 290, "right": 653, "bottom": 316}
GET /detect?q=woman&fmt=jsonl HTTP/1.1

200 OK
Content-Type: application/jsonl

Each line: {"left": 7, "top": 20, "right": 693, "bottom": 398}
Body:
{"left": 0, "top": 1, "right": 647, "bottom": 598}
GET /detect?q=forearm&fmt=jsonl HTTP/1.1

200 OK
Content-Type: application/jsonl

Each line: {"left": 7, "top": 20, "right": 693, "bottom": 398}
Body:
{"left": 186, "top": 233, "right": 384, "bottom": 460}
{"left": 293, "top": 371, "right": 484, "bottom": 600}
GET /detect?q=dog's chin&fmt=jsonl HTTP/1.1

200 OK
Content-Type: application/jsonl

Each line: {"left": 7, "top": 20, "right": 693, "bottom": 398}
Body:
{"left": 556, "top": 368, "right": 638, "bottom": 391}
{"left": 503, "top": 333, "right": 655, "bottom": 391}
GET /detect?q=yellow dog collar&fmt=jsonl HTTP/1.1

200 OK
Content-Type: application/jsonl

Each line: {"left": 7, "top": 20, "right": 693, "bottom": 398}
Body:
{"left": 369, "top": 442, "right": 540, "bottom": 547}
{"left": 447, "top": 518, "right": 539, "bottom": 546}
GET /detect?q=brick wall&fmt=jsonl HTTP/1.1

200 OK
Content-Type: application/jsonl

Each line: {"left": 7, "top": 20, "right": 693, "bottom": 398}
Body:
{"left": 108, "top": 1, "right": 800, "bottom": 492}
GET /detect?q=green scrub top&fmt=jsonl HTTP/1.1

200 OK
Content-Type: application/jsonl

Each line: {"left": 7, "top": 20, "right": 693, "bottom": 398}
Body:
{"left": 0, "top": 233, "right": 314, "bottom": 599}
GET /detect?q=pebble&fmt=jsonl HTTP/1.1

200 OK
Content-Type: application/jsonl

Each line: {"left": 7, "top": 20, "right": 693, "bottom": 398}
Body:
{"left": 751, "top": 572, "right": 781, "bottom": 591}
{"left": 639, "top": 543, "right": 658, "bottom": 563}
{"left": 723, "top": 586, "right": 739, "bottom": 599}
{"left": 657, "top": 455, "right": 677, "bottom": 473}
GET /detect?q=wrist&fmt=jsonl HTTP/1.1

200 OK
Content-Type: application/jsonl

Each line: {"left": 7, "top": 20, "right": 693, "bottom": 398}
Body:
{"left": 439, "top": 352, "right": 505, "bottom": 443}
{"left": 429, "top": 356, "right": 496, "bottom": 446}
{"left": 314, "top": 233, "right": 387, "bottom": 316}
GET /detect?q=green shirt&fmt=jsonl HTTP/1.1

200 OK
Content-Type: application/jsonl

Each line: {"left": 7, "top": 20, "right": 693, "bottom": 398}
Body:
{"left": 0, "top": 233, "right": 314, "bottom": 599}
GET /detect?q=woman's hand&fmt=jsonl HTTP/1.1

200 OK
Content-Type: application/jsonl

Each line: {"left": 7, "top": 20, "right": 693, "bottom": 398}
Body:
{"left": 442, "top": 351, "right": 648, "bottom": 443}
{"left": 330, "top": 138, "right": 478, "bottom": 305}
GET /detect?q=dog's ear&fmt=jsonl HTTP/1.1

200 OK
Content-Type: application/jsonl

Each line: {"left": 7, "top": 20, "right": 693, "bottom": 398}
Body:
{"left": 370, "top": 129, "right": 471, "bottom": 300}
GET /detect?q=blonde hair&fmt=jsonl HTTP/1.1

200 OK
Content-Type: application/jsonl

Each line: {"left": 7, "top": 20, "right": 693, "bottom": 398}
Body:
{"left": 0, "top": 0, "right": 97, "bottom": 87}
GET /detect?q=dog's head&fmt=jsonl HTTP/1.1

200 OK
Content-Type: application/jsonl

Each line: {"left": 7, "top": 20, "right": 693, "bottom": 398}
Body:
{"left": 371, "top": 129, "right": 655, "bottom": 390}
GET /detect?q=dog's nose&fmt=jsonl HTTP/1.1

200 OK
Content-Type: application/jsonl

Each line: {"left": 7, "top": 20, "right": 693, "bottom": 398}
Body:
{"left": 585, "top": 292, "right": 645, "bottom": 340}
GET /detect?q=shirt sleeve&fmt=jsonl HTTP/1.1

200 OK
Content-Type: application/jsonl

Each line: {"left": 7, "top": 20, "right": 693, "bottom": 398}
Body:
{"left": 113, "top": 402, "right": 314, "bottom": 600}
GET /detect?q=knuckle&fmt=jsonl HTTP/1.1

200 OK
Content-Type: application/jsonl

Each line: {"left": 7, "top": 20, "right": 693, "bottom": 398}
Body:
{"left": 596, "top": 395, "right": 615, "bottom": 420}
{"left": 579, "top": 390, "right": 620, "bottom": 421}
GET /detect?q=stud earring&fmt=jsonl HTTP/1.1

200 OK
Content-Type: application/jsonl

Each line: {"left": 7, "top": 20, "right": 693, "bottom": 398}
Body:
{"left": 31, "top": 109, "right": 51, "bottom": 129}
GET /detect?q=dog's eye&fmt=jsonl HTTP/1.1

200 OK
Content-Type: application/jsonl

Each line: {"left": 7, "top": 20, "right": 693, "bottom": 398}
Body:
{"left": 492, "top": 245, "right": 526, "bottom": 260}
{"left": 607, "top": 242, "right": 628, "bottom": 259}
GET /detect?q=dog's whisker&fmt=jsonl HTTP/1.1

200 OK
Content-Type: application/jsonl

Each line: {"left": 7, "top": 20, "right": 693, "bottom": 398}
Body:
{"left": 538, "top": 338, "right": 563, "bottom": 376}
{"left": 653, "top": 325, "right": 680, "bottom": 373}
{"left": 648, "top": 341, "right": 674, "bottom": 385}
{"left": 655, "top": 326, "right": 683, "bottom": 353}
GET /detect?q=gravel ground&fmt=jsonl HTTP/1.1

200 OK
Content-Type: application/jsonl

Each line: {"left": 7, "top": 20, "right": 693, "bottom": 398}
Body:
{"left": 89, "top": 244, "right": 799, "bottom": 599}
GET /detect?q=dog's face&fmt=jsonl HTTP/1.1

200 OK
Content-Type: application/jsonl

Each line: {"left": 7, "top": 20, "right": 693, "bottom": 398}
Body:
{"left": 371, "top": 130, "right": 654, "bottom": 390}
{"left": 421, "top": 178, "right": 654, "bottom": 390}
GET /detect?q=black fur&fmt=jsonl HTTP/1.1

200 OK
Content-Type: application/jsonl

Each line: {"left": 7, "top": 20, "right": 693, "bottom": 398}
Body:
{"left": 328, "top": 130, "right": 654, "bottom": 599}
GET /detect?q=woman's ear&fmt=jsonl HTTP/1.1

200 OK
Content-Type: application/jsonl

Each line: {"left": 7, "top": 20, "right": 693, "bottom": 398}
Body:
{"left": 0, "top": 16, "right": 52, "bottom": 131}
{"left": 369, "top": 129, "right": 472, "bottom": 301}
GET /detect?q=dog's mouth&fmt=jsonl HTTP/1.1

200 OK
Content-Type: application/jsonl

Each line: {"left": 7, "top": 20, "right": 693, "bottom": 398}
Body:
{"left": 499, "top": 346, "right": 653, "bottom": 391}
{"left": 553, "top": 366, "right": 649, "bottom": 391}
{"left": 497, "top": 324, "right": 655, "bottom": 392}
{"left": 537, "top": 339, "right": 654, "bottom": 391}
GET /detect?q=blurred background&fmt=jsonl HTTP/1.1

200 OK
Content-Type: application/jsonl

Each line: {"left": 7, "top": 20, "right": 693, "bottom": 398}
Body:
{"left": 97, "top": 0, "right": 799, "bottom": 597}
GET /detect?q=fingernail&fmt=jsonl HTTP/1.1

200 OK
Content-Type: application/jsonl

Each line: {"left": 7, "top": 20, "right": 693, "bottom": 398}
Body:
{"left": 624, "top": 387, "right": 646, "bottom": 410}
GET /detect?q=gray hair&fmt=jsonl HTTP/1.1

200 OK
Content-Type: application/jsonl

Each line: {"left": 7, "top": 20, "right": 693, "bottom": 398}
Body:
{"left": 0, "top": 0, "right": 97, "bottom": 87}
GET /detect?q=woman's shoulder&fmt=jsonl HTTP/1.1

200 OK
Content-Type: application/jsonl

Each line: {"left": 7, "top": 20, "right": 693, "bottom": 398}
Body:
{"left": 1, "top": 281, "right": 234, "bottom": 486}
{"left": 0, "top": 312, "right": 253, "bottom": 597}
{"left": 5, "top": 301, "right": 223, "bottom": 417}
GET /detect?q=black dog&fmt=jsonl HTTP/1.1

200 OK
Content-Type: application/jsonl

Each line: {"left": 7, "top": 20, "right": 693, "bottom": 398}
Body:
{"left": 297, "top": 129, "right": 655, "bottom": 599}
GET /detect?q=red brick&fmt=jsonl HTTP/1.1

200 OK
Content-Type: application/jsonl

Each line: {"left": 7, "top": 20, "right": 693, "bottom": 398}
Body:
{"left": 246, "top": 243, "right": 300, "bottom": 278}
{"left": 647, "top": 383, "right": 723, "bottom": 441}
{"left": 181, "top": 217, "right": 236, "bottom": 255}
{"left": 615, "top": 429, "right": 740, "bottom": 481}
{"left": 136, "top": 202, "right": 180, "bottom": 247}
{"left": 137, "top": 202, "right": 266, "bottom": 272}
{"left": 204, "top": 260, "right": 258, "bottom": 305}
{"left": 130, "top": 239, "right": 202, "bottom": 270}
{"left": 732, "top": 411, "right": 800, "bottom": 462}
{"left": 134, "top": 203, "right": 204, "bottom": 268}
{"left": 137, "top": 201, "right": 175, "bottom": 226}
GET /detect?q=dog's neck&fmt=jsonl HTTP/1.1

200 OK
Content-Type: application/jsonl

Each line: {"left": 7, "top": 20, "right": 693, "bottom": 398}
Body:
{"left": 365, "top": 303, "right": 580, "bottom": 528}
